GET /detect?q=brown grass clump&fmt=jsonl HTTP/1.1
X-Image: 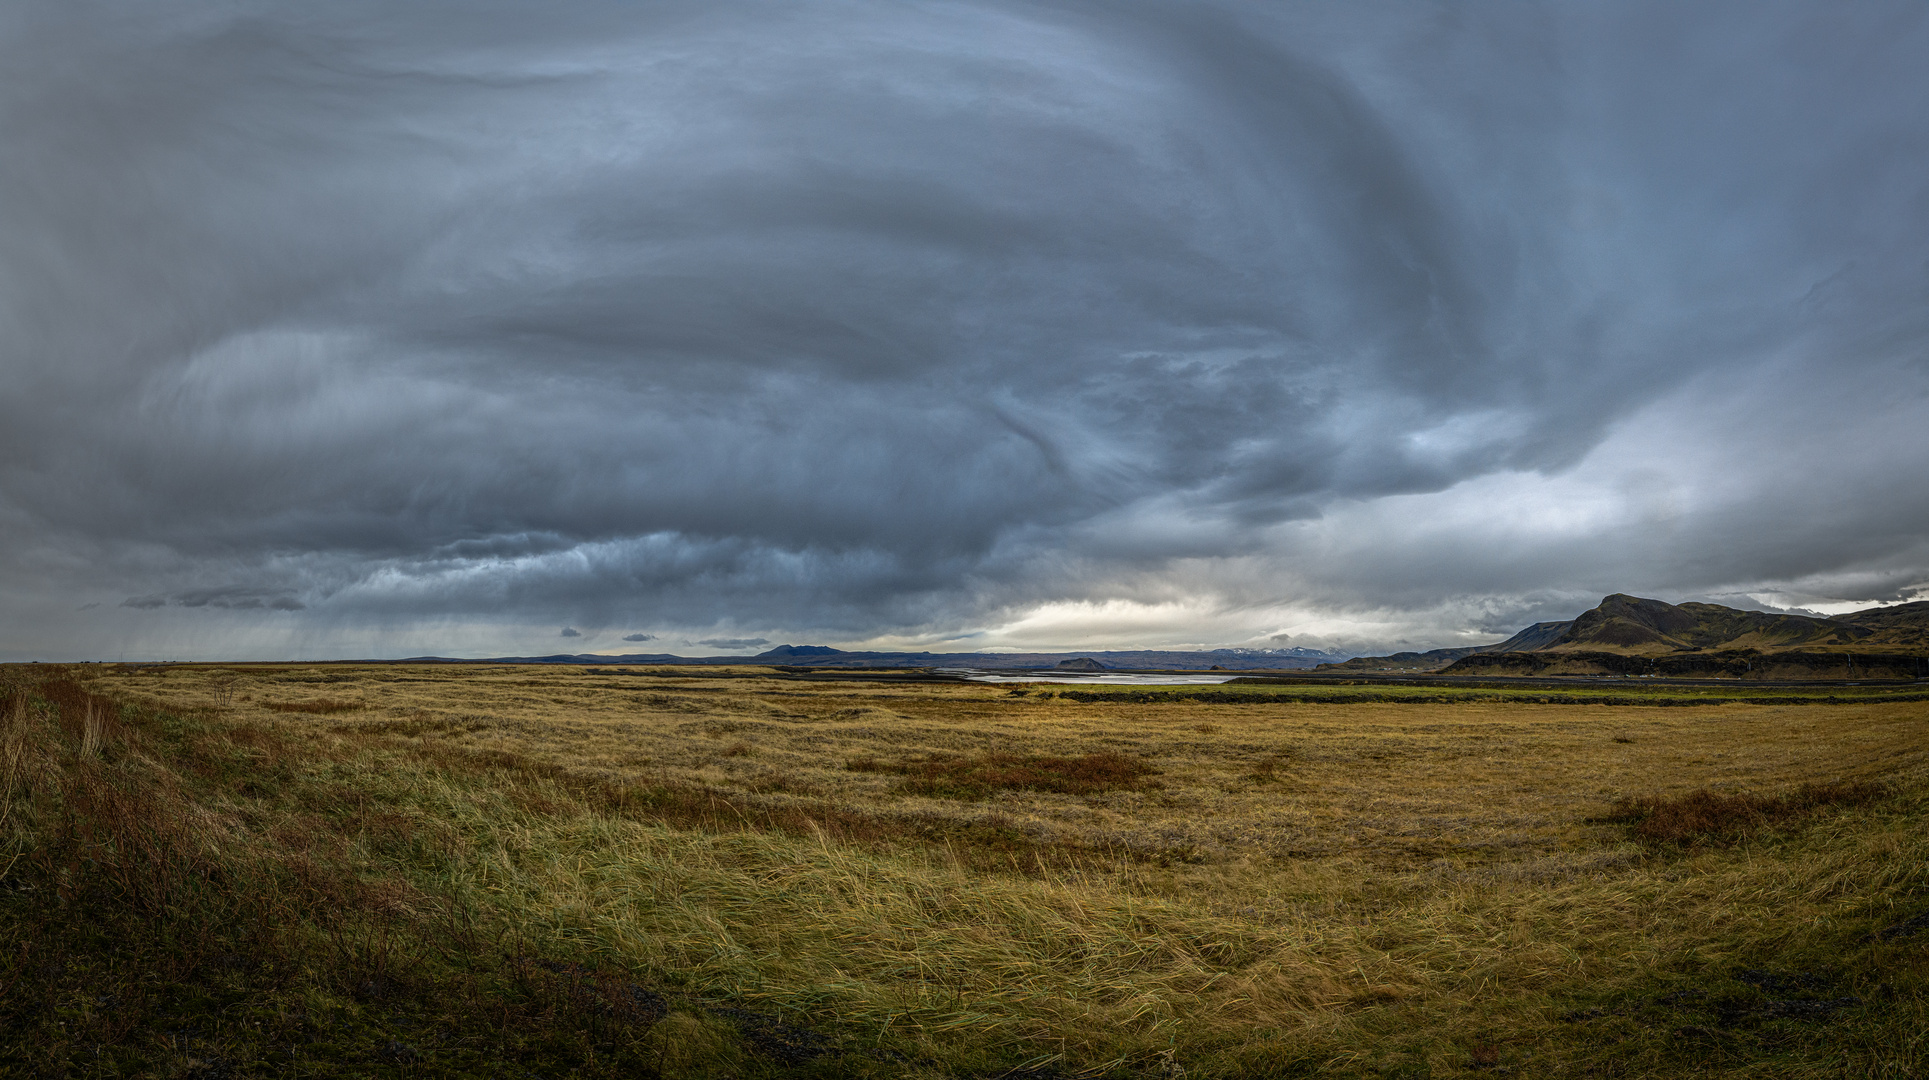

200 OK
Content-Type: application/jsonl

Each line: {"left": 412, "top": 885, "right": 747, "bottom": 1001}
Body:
{"left": 886, "top": 750, "right": 1156, "bottom": 799}
{"left": 1613, "top": 781, "right": 1886, "bottom": 844}
{"left": 1245, "top": 749, "right": 1296, "bottom": 782}
{"left": 262, "top": 697, "right": 364, "bottom": 714}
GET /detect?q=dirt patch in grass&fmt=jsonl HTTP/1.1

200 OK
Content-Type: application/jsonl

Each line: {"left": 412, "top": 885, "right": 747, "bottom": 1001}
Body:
{"left": 1611, "top": 781, "right": 1886, "bottom": 845}
{"left": 853, "top": 750, "right": 1158, "bottom": 800}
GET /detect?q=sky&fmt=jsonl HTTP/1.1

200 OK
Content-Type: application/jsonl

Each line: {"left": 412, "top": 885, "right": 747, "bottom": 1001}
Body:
{"left": 3, "top": 1, "right": 1927, "bottom": 661}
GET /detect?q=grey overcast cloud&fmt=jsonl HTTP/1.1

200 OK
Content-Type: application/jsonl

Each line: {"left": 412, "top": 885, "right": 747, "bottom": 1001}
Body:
{"left": 3, "top": 1, "right": 1928, "bottom": 661}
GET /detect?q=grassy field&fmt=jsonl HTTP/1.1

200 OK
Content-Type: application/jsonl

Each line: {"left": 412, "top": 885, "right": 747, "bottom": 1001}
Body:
{"left": 2, "top": 663, "right": 1925, "bottom": 1077}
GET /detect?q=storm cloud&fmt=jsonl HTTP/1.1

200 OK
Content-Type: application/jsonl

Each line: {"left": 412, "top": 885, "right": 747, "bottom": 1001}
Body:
{"left": 2, "top": 1, "right": 1927, "bottom": 659}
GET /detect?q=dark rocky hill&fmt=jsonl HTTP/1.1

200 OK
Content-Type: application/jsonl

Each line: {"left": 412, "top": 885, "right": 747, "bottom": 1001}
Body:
{"left": 1320, "top": 594, "right": 1929, "bottom": 677}
{"left": 1440, "top": 594, "right": 1929, "bottom": 678}
{"left": 755, "top": 645, "right": 846, "bottom": 659}
{"left": 1535, "top": 594, "right": 1849, "bottom": 653}
{"left": 1838, "top": 600, "right": 1929, "bottom": 646}
{"left": 1314, "top": 647, "right": 1485, "bottom": 673}
{"left": 1485, "top": 620, "right": 1574, "bottom": 652}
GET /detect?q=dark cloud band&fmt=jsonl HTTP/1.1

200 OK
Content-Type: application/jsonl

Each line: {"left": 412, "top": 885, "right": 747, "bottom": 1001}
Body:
{"left": 3, "top": 1, "right": 1927, "bottom": 659}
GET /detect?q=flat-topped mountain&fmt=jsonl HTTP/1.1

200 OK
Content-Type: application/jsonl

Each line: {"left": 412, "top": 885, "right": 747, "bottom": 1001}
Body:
{"left": 756, "top": 645, "right": 846, "bottom": 659}
{"left": 1324, "top": 593, "right": 1929, "bottom": 679}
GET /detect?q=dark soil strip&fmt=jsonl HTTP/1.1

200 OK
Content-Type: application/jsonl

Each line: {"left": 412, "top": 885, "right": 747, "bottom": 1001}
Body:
{"left": 1871, "top": 908, "right": 1929, "bottom": 942}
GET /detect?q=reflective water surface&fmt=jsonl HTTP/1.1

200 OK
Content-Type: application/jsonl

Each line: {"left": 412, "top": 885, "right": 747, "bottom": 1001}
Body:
{"left": 941, "top": 668, "right": 1244, "bottom": 685}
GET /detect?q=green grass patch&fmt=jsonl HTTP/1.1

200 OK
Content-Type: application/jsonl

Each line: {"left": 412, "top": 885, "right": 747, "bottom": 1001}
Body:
{"left": 1047, "top": 681, "right": 1929, "bottom": 707}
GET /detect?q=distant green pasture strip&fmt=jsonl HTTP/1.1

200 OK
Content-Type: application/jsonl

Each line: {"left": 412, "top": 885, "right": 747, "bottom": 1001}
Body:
{"left": 1048, "top": 683, "right": 1929, "bottom": 707}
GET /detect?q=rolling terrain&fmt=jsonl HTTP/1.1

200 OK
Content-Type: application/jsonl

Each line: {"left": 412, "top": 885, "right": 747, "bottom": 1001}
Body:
{"left": 2, "top": 662, "right": 1925, "bottom": 1077}
{"left": 405, "top": 644, "right": 1347, "bottom": 671}
{"left": 1325, "top": 594, "right": 1929, "bottom": 680}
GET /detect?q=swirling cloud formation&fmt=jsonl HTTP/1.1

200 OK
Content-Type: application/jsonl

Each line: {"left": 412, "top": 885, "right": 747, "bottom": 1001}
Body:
{"left": 3, "top": 1, "right": 1927, "bottom": 659}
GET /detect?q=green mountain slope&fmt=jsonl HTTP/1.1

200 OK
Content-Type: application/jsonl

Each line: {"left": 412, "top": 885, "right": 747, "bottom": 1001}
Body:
{"left": 1839, "top": 600, "right": 1929, "bottom": 647}
{"left": 1437, "top": 595, "right": 1929, "bottom": 679}
{"left": 1539, "top": 594, "right": 1852, "bottom": 654}
{"left": 1329, "top": 595, "right": 1929, "bottom": 678}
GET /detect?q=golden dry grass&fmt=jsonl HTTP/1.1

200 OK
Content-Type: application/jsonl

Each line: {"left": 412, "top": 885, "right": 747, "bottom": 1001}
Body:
{"left": 119, "top": 663, "right": 1927, "bottom": 868}
{"left": 70, "top": 662, "right": 1929, "bottom": 1076}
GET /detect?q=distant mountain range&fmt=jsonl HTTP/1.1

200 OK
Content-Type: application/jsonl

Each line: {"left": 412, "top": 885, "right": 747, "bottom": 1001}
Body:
{"left": 401, "top": 643, "right": 1348, "bottom": 671}
{"left": 1322, "top": 594, "right": 1929, "bottom": 680}
{"left": 392, "top": 595, "right": 1929, "bottom": 679}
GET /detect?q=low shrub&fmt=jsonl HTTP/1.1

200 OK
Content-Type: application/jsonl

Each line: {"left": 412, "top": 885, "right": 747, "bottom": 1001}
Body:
{"left": 1612, "top": 781, "right": 1885, "bottom": 845}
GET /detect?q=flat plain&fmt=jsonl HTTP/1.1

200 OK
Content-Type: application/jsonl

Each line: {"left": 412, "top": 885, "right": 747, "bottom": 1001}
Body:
{"left": 3, "top": 662, "right": 1925, "bottom": 1077}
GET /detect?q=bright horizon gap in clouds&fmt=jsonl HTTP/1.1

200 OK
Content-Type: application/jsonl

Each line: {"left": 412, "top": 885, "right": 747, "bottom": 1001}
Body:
{"left": 2, "top": 1, "right": 1927, "bottom": 662}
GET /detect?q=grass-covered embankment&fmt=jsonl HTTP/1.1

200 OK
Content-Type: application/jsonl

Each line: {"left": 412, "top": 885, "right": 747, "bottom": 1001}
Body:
{"left": 5, "top": 663, "right": 1929, "bottom": 1077}
{"left": 0, "top": 669, "right": 856, "bottom": 1077}
{"left": 1056, "top": 680, "right": 1929, "bottom": 707}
